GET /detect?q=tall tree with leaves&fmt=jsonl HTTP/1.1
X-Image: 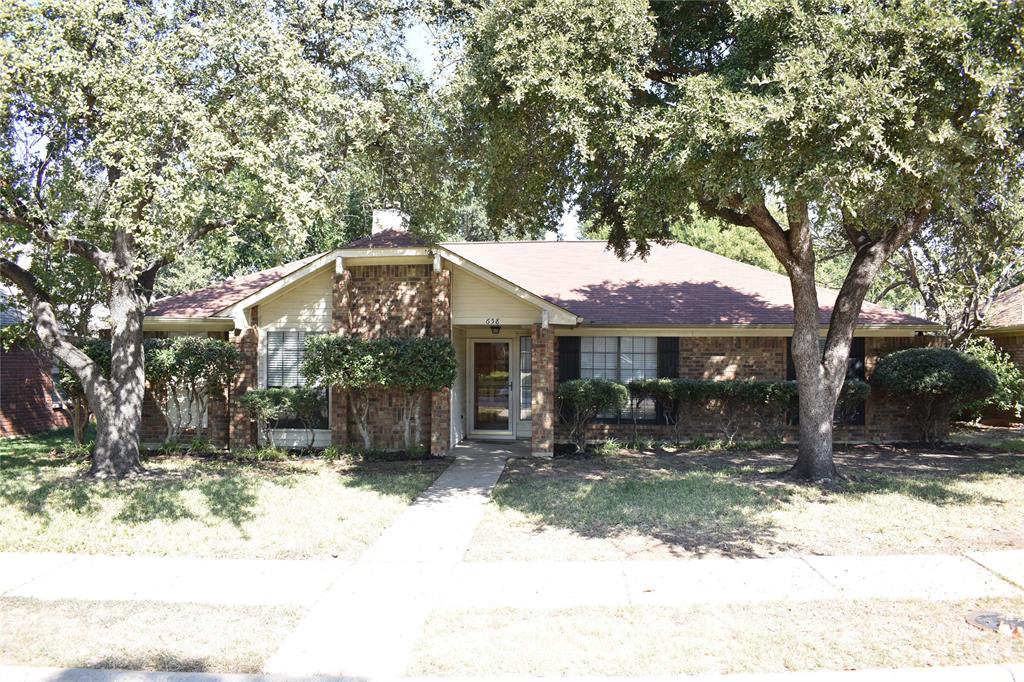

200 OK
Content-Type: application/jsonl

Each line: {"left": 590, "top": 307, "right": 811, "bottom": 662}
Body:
{"left": 882, "top": 170, "right": 1024, "bottom": 347}
{"left": 444, "top": 0, "right": 1024, "bottom": 480}
{"left": 0, "top": 0, "right": 416, "bottom": 476}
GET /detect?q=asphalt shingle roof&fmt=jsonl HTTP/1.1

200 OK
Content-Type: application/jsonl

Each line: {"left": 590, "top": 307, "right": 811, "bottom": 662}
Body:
{"left": 442, "top": 240, "right": 933, "bottom": 327}
{"left": 987, "top": 283, "right": 1024, "bottom": 328}
{"left": 147, "top": 237, "right": 933, "bottom": 328}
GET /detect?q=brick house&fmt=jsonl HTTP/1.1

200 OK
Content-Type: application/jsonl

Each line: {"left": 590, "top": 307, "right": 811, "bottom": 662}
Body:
{"left": 143, "top": 211, "right": 940, "bottom": 454}
{"left": 982, "top": 283, "right": 1024, "bottom": 372}
{"left": 0, "top": 300, "right": 70, "bottom": 437}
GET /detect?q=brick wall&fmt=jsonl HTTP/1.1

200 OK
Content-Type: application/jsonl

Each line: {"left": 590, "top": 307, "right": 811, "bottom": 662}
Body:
{"left": 531, "top": 324, "right": 555, "bottom": 455}
{"left": 555, "top": 334, "right": 935, "bottom": 444}
{"left": 229, "top": 307, "right": 259, "bottom": 450}
{"left": 334, "top": 263, "right": 450, "bottom": 452}
{"left": 679, "top": 336, "right": 787, "bottom": 380}
{"left": 991, "top": 334, "right": 1024, "bottom": 371}
{"left": 0, "top": 345, "right": 69, "bottom": 437}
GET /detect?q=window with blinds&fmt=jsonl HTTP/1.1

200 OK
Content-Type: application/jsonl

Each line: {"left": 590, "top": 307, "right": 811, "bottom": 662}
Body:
{"left": 265, "top": 331, "right": 328, "bottom": 430}
{"left": 266, "top": 331, "right": 317, "bottom": 388}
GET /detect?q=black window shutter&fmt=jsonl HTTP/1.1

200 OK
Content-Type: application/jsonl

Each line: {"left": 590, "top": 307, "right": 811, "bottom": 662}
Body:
{"left": 786, "top": 337, "right": 796, "bottom": 380}
{"left": 847, "top": 337, "right": 866, "bottom": 380}
{"left": 657, "top": 337, "right": 679, "bottom": 378}
{"left": 558, "top": 336, "right": 581, "bottom": 382}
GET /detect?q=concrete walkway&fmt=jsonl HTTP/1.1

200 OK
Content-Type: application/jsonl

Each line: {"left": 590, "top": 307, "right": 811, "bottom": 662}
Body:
{"left": 262, "top": 441, "right": 519, "bottom": 678}
{"left": 5, "top": 662, "right": 1024, "bottom": 682}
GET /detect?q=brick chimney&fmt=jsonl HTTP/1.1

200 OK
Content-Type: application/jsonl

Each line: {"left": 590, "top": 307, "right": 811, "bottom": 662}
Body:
{"left": 371, "top": 208, "right": 408, "bottom": 235}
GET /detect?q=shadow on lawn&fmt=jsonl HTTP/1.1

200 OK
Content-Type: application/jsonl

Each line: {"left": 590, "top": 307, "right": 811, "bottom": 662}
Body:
{"left": 493, "top": 464, "right": 796, "bottom": 558}
{"left": 494, "top": 443, "right": 1024, "bottom": 557}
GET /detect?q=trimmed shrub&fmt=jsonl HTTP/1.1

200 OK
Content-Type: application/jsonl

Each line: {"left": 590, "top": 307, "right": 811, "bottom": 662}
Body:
{"left": 872, "top": 347, "right": 998, "bottom": 443}
{"left": 835, "top": 379, "right": 871, "bottom": 426}
{"left": 239, "top": 387, "right": 290, "bottom": 446}
{"left": 697, "top": 379, "right": 798, "bottom": 445}
{"left": 303, "top": 335, "right": 456, "bottom": 453}
{"left": 391, "top": 337, "right": 458, "bottom": 452}
{"left": 145, "top": 336, "right": 240, "bottom": 446}
{"left": 958, "top": 336, "right": 1024, "bottom": 421}
{"left": 557, "top": 378, "right": 628, "bottom": 452}
{"left": 303, "top": 336, "right": 394, "bottom": 451}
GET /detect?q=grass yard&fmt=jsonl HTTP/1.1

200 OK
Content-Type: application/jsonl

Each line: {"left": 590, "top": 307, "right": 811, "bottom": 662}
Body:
{"left": 408, "top": 597, "right": 1024, "bottom": 676}
{"left": 0, "top": 597, "right": 300, "bottom": 673}
{"left": 466, "top": 438, "right": 1024, "bottom": 561}
{"left": 0, "top": 430, "right": 448, "bottom": 559}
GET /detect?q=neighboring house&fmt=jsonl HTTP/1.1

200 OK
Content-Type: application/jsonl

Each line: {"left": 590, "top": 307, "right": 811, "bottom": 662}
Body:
{"left": 144, "top": 211, "right": 940, "bottom": 454}
{"left": 0, "top": 295, "right": 70, "bottom": 438}
{"left": 981, "top": 283, "right": 1024, "bottom": 373}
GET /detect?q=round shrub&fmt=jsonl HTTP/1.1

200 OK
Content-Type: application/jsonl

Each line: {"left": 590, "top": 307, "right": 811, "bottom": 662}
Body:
{"left": 871, "top": 347, "right": 997, "bottom": 443}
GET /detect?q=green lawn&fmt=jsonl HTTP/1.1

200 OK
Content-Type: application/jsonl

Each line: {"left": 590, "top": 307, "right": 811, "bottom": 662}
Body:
{"left": 0, "top": 597, "right": 300, "bottom": 673}
{"left": 0, "top": 429, "right": 448, "bottom": 559}
{"left": 408, "top": 598, "right": 1024, "bottom": 676}
{"left": 466, "top": 440, "right": 1024, "bottom": 561}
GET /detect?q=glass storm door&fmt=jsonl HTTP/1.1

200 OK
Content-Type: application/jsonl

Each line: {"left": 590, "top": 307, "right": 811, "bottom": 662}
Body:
{"left": 473, "top": 341, "right": 511, "bottom": 432}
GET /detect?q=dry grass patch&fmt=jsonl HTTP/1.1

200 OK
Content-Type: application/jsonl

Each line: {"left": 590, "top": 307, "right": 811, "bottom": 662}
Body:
{"left": 409, "top": 598, "right": 1024, "bottom": 676}
{"left": 0, "top": 430, "right": 448, "bottom": 559}
{"left": 0, "top": 597, "right": 300, "bottom": 673}
{"left": 466, "top": 443, "right": 1024, "bottom": 561}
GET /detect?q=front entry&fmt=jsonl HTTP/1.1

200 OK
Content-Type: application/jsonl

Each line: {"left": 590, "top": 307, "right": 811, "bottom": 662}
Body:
{"left": 471, "top": 340, "right": 512, "bottom": 436}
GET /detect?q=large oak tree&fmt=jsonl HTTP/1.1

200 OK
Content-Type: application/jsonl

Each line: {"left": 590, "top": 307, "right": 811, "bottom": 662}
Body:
{"left": 0, "top": 0, "right": 417, "bottom": 476}
{"left": 444, "top": 0, "right": 1024, "bottom": 479}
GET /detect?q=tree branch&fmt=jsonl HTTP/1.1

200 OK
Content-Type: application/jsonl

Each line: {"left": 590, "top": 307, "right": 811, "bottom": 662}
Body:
{"left": 0, "top": 258, "right": 111, "bottom": 399}
{"left": 0, "top": 211, "right": 117, "bottom": 276}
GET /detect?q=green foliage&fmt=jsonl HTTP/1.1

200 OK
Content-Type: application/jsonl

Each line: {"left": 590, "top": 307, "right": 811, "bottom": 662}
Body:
{"left": 238, "top": 386, "right": 323, "bottom": 450}
{"left": 239, "top": 389, "right": 290, "bottom": 446}
{"left": 556, "top": 379, "right": 629, "bottom": 452}
{"left": 835, "top": 380, "right": 872, "bottom": 426}
{"left": 231, "top": 446, "right": 288, "bottom": 463}
{"left": 56, "top": 339, "right": 112, "bottom": 400}
{"left": 302, "top": 336, "right": 393, "bottom": 392}
{"left": 391, "top": 337, "right": 458, "bottom": 394}
{"left": 872, "top": 348, "right": 998, "bottom": 443}
{"left": 696, "top": 380, "right": 798, "bottom": 445}
{"left": 303, "top": 335, "right": 456, "bottom": 452}
{"left": 145, "top": 336, "right": 240, "bottom": 445}
{"left": 957, "top": 337, "right": 1024, "bottom": 421}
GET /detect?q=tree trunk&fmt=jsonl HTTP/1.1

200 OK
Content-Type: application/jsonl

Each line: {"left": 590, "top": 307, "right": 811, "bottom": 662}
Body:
{"left": 411, "top": 392, "right": 423, "bottom": 452}
{"left": 90, "top": 401, "right": 144, "bottom": 477}
{"left": 87, "top": 277, "right": 147, "bottom": 477}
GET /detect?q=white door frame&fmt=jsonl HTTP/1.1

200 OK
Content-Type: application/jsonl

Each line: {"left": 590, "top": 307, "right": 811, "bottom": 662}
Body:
{"left": 467, "top": 337, "right": 515, "bottom": 439}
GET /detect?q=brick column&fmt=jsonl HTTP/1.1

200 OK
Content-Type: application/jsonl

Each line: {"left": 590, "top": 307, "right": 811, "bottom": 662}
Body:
{"left": 229, "top": 307, "right": 259, "bottom": 450}
{"left": 331, "top": 269, "right": 351, "bottom": 448}
{"left": 430, "top": 265, "right": 452, "bottom": 454}
{"left": 531, "top": 323, "right": 554, "bottom": 457}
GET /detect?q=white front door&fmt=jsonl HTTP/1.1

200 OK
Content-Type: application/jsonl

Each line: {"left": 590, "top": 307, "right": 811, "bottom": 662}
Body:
{"left": 470, "top": 340, "right": 513, "bottom": 437}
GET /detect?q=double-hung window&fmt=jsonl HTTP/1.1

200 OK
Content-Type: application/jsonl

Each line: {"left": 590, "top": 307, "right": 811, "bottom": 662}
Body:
{"left": 265, "top": 331, "right": 329, "bottom": 430}
{"left": 580, "top": 336, "right": 659, "bottom": 420}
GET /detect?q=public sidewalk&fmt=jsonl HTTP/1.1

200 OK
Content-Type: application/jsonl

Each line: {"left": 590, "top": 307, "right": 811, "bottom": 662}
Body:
{"left": 4, "top": 662, "right": 1024, "bottom": 682}
{"left": 3, "top": 550, "right": 1021, "bottom": 610}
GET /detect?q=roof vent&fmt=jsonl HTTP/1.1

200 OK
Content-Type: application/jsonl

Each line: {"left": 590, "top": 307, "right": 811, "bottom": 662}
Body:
{"left": 371, "top": 208, "right": 408, "bottom": 235}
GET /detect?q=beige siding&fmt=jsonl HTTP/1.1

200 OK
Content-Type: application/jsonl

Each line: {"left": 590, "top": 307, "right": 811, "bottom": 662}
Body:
{"left": 260, "top": 269, "right": 333, "bottom": 332}
{"left": 451, "top": 267, "right": 541, "bottom": 326}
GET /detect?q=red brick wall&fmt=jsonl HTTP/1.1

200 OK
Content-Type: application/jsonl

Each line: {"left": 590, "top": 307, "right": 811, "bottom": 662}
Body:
{"left": 333, "top": 263, "right": 450, "bottom": 452}
{"left": 0, "top": 345, "right": 69, "bottom": 437}
{"left": 229, "top": 308, "right": 259, "bottom": 450}
{"left": 531, "top": 324, "right": 555, "bottom": 455}
{"left": 991, "top": 334, "right": 1024, "bottom": 371}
